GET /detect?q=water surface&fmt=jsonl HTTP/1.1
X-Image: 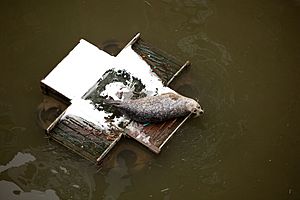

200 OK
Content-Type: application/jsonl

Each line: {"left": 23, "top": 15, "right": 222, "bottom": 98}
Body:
{"left": 0, "top": 0, "right": 299, "bottom": 199}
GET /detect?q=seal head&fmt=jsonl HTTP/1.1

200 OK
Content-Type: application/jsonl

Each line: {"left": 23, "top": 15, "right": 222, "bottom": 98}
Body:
{"left": 185, "top": 98, "right": 204, "bottom": 117}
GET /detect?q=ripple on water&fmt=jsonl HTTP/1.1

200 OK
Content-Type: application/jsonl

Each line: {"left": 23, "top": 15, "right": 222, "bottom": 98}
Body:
{"left": 162, "top": 0, "right": 214, "bottom": 26}
{"left": 169, "top": 32, "right": 239, "bottom": 189}
{"left": 177, "top": 32, "right": 235, "bottom": 113}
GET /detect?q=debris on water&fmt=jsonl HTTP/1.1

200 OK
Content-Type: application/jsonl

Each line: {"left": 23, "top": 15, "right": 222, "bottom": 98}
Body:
{"left": 59, "top": 166, "right": 69, "bottom": 174}
{"left": 50, "top": 169, "right": 58, "bottom": 174}
{"left": 72, "top": 184, "right": 80, "bottom": 189}
{"left": 144, "top": 0, "right": 152, "bottom": 7}
{"left": 161, "top": 188, "right": 170, "bottom": 193}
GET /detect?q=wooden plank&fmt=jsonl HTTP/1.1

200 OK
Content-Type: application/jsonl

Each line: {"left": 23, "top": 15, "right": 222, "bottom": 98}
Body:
{"left": 125, "top": 116, "right": 188, "bottom": 153}
{"left": 49, "top": 114, "right": 122, "bottom": 162}
{"left": 132, "top": 38, "right": 187, "bottom": 85}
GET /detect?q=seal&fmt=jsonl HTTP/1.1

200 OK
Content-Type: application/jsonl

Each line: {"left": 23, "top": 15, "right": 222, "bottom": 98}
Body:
{"left": 105, "top": 92, "right": 204, "bottom": 123}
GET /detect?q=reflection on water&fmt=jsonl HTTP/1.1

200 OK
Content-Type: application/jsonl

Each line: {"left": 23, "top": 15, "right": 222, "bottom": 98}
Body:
{"left": 0, "top": 151, "right": 59, "bottom": 199}
{"left": 0, "top": 152, "right": 35, "bottom": 173}
{"left": 36, "top": 96, "right": 67, "bottom": 130}
{"left": 1, "top": 145, "right": 96, "bottom": 200}
{"left": 101, "top": 139, "right": 154, "bottom": 199}
{"left": 103, "top": 158, "right": 132, "bottom": 200}
{"left": 0, "top": 180, "right": 59, "bottom": 200}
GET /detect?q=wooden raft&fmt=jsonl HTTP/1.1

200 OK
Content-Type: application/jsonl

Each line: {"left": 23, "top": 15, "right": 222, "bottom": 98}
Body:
{"left": 41, "top": 33, "right": 191, "bottom": 163}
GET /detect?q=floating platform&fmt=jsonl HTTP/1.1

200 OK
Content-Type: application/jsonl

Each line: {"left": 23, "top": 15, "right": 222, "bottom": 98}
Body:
{"left": 41, "top": 33, "right": 191, "bottom": 163}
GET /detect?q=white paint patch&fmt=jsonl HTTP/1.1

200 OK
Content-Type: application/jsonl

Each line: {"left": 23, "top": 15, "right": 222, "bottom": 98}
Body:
{"left": 63, "top": 98, "right": 128, "bottom": 131}
{"left": 100, "top": 82, "right": 130, "bottom": 100}
{"left": 136, "top": 134, "right": 151, "bottom": 145}
{"left": 64, "top": 99, "right": 110, "bottom": 130}
{"left": 115, "top": 45, "right": 174, "bottom": 96}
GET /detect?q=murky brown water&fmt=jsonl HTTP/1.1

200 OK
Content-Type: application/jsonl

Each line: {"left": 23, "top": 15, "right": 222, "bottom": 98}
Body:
{"left": 0, "top": 0, "right": 299, "bottom": 199}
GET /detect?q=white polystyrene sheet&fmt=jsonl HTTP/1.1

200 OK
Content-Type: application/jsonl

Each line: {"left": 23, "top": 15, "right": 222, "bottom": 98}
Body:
{"left": 41, "top": 39, "right": 114, "bottom": 100}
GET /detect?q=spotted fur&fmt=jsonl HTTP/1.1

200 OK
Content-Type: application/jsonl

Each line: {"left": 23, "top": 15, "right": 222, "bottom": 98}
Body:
{"left": 106, "top": 92, "right": 203, "bottom": 123}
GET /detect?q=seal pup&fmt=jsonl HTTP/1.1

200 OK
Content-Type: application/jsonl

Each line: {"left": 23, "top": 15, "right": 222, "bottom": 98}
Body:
{"left": 104, "top": 92, "right": 203, "bottom": 123}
